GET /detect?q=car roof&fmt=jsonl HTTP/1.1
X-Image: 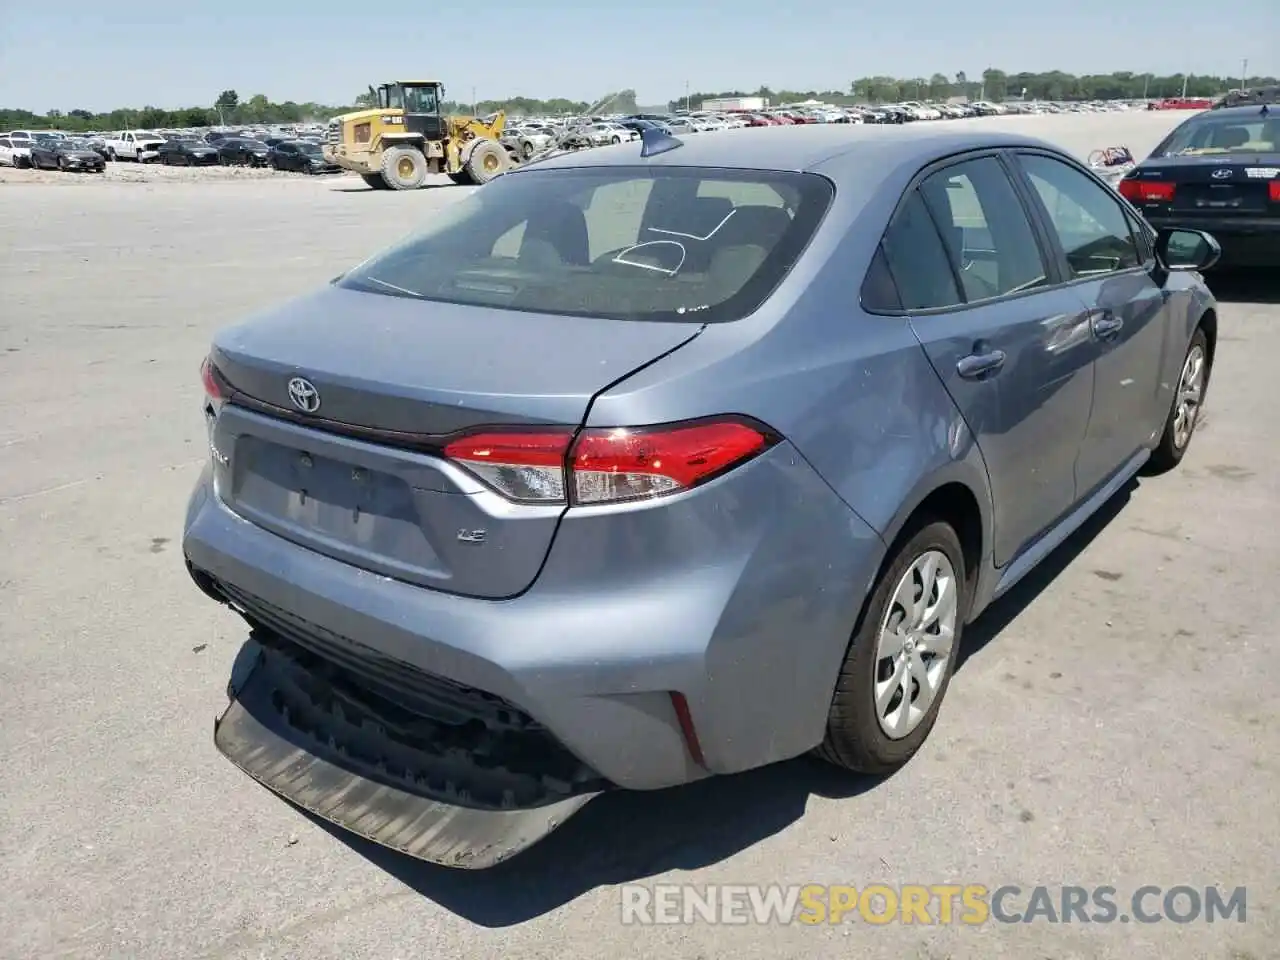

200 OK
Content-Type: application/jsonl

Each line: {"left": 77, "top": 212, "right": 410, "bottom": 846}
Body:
{"left": 1196, "top": 104, "right": 1275, "bottom": 119}
{"left": 523, "top": 123, "right": 1065, "bottom": 176}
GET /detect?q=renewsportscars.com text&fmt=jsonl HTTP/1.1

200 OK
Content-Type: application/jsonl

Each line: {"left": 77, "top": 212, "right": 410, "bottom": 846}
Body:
{"left": 620, "top": 884, "right": 1247, "bottom": 925}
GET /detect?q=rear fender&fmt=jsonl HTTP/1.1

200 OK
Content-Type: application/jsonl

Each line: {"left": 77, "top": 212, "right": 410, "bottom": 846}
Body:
{"left": 875, "top": 452, "right": 998, "bottom": 621}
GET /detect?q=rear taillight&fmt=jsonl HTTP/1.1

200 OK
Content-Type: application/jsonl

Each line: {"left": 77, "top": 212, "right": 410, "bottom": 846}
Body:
{"left": 571, "top": 420, "right": 771, "bottom": 503}
{"left": 1119, "top": 178, "right": 1175, "bottom": 203}
{"left": 1269, "top": 181, "right": 1280, "bottom": 203}
{"left": 443, "top": 417, "right": 778, "bottom": 506}
{"left": 200, "top": 357, "right": 224, "bottom": 402}
{"left": 443, "top": 430, "right": 574, "bottom": 502}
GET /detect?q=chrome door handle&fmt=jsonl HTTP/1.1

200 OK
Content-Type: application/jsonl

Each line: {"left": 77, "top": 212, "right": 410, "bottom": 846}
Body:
{"left": 1091, "top": 310, "right": 1123, "bottom": 339}
{"left": 957, "top": 350, "right": 1006, "bottom": 379}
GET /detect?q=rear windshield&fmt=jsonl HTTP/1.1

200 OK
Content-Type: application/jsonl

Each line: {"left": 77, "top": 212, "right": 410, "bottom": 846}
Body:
{"left": 338, "top": 166, "right": 833, "bottom": 323}
{"left": 1155, "top": 114, "right": 1280, "bottom": 155}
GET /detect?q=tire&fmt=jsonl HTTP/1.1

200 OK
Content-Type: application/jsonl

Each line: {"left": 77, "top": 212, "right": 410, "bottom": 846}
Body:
{"left": 816, "top": 519, "right": 968, "bottom": 774}
{"left": 1146, "top": 327, "right": 1210, "bottom": 474}
{"left": 360, "top": 172, "right": 391, "bottom": 190}
{"left": 611, "top": 135, "right": 621, "bottom": 144}
{"left": 58, "top": 157, "right": 67, "bottom": 172}
{"left": 463, "top": 139, "right": 508, "bottom": 185}
{"left": 380, "top": 145, "right": 428, "bottom": 190}
{"left": 521, "top": 140, "right": 535, "bottom": 160}
{"left": 106, "top": 148, "right": 116, "bottom": 161}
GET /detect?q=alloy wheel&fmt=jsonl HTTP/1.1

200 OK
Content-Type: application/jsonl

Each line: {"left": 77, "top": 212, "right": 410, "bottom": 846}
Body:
{"left": 873, "top": 550, "right": 958, "bottom": 739}
{"left": 1172, "top": 344, "right": 1205, "bottom": 450}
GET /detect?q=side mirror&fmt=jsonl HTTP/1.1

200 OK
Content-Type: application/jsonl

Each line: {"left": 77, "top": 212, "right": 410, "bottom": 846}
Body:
{"left": 1154, "top": 227, "right": 1221, "bottom": 272}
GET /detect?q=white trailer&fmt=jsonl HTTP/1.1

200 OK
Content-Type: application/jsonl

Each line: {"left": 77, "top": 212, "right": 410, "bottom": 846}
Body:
{"left": 698, "top": 96, "right": 767, "bottom": 113}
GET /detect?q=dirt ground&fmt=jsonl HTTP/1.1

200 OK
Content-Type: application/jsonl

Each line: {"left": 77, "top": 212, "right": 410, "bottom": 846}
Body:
{"left": 1, "top": 110, "right": 1277, "bottom": 960}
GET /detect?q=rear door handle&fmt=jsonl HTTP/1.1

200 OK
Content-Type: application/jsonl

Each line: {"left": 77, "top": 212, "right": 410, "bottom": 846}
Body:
{"left": 1091, "top": 310, "right": 1124, "bottom": 339}
{"left": 957, "top": 349, "right": 1006, "bottom": 379}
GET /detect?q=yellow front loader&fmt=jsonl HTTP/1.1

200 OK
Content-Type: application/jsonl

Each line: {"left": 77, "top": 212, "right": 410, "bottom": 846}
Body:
{"left": 322, "top": 80, "right": 520, "bottom": 190}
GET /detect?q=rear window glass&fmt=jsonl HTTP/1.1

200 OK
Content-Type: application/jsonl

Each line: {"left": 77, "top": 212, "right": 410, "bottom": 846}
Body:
{"left": 1155, "top": 114, "right": 1280, "bottom": 155}
{"left": 337, "top": 166, "right": 833, "bottom": 323}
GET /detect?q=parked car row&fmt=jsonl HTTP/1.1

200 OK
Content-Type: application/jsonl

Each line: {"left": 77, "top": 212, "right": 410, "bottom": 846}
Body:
{"left": 0, "top": 135, "right": 105, "bottom": 172}
{"left": 494, "top": 98, "right": 1147, "bottom": 155}
{"left": 149, "top": 133, "right": 341, "bottom": 173}
{"left": 0, "top": 126, "right": 340, "bottom": 175}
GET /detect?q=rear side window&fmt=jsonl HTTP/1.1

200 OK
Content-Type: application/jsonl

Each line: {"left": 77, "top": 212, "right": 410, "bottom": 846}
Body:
{"left": 860, "top": 246, "right": 902, "bottom": 311}
{"left": 338, "top": 166, "right": 833, "bottom": 323}
{"left": 879, "top": 191, "right": 962, "bottom": 310}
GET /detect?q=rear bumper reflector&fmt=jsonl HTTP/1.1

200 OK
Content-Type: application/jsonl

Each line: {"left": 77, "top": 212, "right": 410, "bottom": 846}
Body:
{"left": 669, "top": 692, "right": 706, "bottom": 767}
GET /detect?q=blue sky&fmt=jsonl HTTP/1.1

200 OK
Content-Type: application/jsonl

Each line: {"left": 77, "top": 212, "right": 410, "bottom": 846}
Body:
{"left": 1, "top": 0, "right": 1274, "bottom": 113}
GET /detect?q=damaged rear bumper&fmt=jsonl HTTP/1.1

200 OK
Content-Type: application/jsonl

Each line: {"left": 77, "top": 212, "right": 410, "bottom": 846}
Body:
{"left": 217, "top": 632, "right": 602, "bottom": 868}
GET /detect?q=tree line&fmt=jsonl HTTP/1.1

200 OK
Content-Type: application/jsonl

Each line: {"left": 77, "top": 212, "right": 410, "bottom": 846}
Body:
{"left": 3, "top": 71, "right": 1276, "bottom": 132}
{"left": 680, "top": 70, "right": 1274, "bottom": 111}
{"left": 0, "top": 86, "right": 641, "bottom": 131}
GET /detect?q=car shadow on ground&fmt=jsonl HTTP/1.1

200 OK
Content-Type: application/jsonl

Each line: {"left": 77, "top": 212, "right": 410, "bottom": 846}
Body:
{"left": 285, "top": 479, "right": 1138, "bottom": 925}
{"left": 1205, "top": 269, "right": 1279, "bottom": 305}
{"left": 329, "top": 179, "right": 468, "bottom": 193}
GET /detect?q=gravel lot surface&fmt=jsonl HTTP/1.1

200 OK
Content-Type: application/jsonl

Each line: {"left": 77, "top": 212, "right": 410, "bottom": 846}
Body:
{"left": 2, "top": 110, "right": 1277, "bottom": 960}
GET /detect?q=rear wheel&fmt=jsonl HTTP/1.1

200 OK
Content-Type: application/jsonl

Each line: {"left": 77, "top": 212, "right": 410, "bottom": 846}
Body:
{"left": 380, "top": 146, "right": 428, "bottom": 190}
{"left": 463, "top": 139, "right": 508, "bottom": 185}
{"left": 521, "top": 139, "right": 535, "bottom": 160}
{"left": 360, "top": 172, "right": 391, "bottom": 190}
{"left": 816, "top": 519, "right": 967, "bottom": 774}
{"left": 611, "top": 135, "right": 621, "bottom": 144}
{"left": 1146, "top": 327, "right": 1210, "bottom": 473}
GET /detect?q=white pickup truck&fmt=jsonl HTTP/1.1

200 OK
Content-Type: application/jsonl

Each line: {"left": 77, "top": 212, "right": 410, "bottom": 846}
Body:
{"left": 105, "top": 130, "right": 166, "bottom": 162}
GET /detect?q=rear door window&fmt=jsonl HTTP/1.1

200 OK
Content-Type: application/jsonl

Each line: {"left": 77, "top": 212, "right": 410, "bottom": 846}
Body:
{"left": 918, "top": 156, "right": 1049, "bottom": 300}
{"left": 339, "top": 166, "right": 833, "bottom": 323}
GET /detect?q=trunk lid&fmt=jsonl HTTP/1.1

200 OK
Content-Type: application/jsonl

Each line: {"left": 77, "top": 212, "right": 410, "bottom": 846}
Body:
{"left": 1138, "top": 154, "right": 1280, "bottom": 215}
{"left": 209, "top": 285, "right": 701, "bottom": 599}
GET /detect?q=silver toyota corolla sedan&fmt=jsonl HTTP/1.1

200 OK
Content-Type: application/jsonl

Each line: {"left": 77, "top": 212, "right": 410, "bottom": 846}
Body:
{"left": 183, "top": 123, "right": 1220, "bottom": 868}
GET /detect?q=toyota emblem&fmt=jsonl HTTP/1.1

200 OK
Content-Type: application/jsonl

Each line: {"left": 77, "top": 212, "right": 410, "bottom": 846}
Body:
{"left": 1210, "top": 167, "right": 1233, "bottom": 179}
{"left": 287, "top": 377, "right": 321, "bottom": 413}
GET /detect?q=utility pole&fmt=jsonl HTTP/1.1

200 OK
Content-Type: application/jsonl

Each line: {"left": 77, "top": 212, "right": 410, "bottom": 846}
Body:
{"left": 471, "top": 86, "right": 477, "bottom": 114}
{"left": 1180, "top": 71, "right": 1188, "bottom": 98}
{"left": 1142, "top": 74, "right": 1149, "bottom": 100}
{"left": 684, "top": 80, "right": 690, "bottom": 112}
{"left": 1240, "top": 58, "right": 1248, "bottom": 91}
